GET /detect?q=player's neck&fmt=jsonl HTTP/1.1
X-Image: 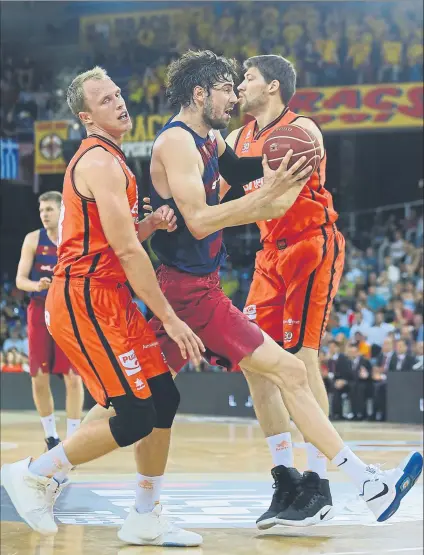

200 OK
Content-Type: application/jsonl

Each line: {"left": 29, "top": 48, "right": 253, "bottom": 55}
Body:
{"left": 254, "top": 103, "right": 286, "bottom": 133}
{"left": 46, "top": 228, "right": 58, "bottom": 245}
{"left": 86, "top": 126, "right": 123, "bottom": 147}
{"left": 175, "top": 108, "right": 210, "bottom": 138}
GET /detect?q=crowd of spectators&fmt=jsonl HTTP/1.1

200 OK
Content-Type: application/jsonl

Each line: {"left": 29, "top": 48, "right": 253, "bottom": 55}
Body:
{"left": 1, "top": 1, "right": 423, "bottom": 137}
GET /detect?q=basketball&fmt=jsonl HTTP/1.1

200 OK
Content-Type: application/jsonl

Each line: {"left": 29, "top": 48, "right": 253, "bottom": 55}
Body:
{"left": 262, "top": 124, "right": 321, "bottom": 173}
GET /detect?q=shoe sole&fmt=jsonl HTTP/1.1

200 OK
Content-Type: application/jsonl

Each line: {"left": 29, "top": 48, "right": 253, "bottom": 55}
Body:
{"left": 256, "top": 516, "right": 277, "bottom": 530}
{"left": 377, "top": 451, "right": 423, "bottom": 523}
{"left": 117, "top": 529, "right": 202, "bottom": 547}
{"left": 0, "top": 465, "right": 57, "bottom": 536}
{"left": 275, "top": 505, "right": 335, "bottom": 527}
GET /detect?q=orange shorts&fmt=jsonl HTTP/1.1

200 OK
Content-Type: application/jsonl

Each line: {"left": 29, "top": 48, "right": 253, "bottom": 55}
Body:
{"left": 45, "top": 278, "right": 168, "bottom": 407}
{"left": 244, "top": 225, "right": 345, "bottom": 353}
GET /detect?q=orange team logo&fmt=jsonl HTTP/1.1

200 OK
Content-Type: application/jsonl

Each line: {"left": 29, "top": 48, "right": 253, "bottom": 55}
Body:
{"left": 276, "top": 440, "right": 290, "bottom": 451}
{"left": 139, "top": 479, "right": 154, "bottom": 490}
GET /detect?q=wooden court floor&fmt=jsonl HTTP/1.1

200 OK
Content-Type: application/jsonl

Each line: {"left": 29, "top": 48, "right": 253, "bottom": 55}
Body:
{"left": 1, "top": 411, "right": 423, "bottom": 555}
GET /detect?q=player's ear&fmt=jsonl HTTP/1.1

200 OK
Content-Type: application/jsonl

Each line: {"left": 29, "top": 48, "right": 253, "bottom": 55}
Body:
{"left": 193, "top": 85, "right": 205, "bottom": 105}
{"left": 268, "top": 80, "right": 281, "bottom": 95}
{"left": 79, "top": 111, "right": 92, "bottom": 125}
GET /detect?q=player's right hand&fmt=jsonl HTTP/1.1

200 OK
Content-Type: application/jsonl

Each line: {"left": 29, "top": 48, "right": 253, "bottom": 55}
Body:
{"left": 36, "top": 277, "right": 52, "bottom": 292}
{"left": 163, "top": 315, "right": 206, "bottom": 366}
{"left": 262, "top": 151, "right": 313, "bottom": 197}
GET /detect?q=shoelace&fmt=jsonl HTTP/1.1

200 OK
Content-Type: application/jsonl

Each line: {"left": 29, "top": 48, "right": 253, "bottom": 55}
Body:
{"left": 291, "top": 479, "right": 321, "bottom": 510}
{"left": 24, "top": 476, "right": 60, "bottom": 517}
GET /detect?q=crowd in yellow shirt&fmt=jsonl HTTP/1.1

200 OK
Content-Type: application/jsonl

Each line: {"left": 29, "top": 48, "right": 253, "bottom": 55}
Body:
{"left": 89, "top": 1, "right": 422, "bottom": 115}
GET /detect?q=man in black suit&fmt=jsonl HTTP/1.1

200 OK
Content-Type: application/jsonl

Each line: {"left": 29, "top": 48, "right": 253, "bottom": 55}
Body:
{"left": 371, "top": 337, "right": 394, "bottom": 421}
{"left": 347, "top": 342, "right": 373, "bottom": 420}
{"left": 388, "top": 339, "right": 416, "bottom": 372}
{"left": 327, "top": 340, "right": 355, "bottom": 420}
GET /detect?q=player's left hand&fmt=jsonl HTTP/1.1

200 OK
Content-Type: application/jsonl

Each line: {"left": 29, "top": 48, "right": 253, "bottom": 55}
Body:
{"left": 149, "top": 205, "right": 177, "bottom": 233}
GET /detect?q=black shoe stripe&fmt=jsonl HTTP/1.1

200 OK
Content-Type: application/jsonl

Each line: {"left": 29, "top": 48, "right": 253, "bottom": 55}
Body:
{"left": 366, "top": 483, "right": 389, "bottom": 502}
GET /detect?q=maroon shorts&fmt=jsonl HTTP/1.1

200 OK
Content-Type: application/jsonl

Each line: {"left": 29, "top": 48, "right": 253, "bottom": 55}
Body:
{"left": 27, "top": 297, "right": 74, "bottom": 377}
{"left": 149, "top": 265, "right": 264, "bottom": 372}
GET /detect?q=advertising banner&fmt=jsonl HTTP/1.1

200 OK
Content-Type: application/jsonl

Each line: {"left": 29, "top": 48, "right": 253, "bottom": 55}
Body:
{"left": 289, "top": 82, "right": 423, "bottom": 131}
{"left": 34, "top": 121, "right": 69, "bottom": 174}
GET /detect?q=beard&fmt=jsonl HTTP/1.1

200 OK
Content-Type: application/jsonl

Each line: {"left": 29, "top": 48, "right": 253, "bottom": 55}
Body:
{"left": 202, "top": 97, "right": 228, "bottom": 130}
{"left": 240, "top": 91, "right": 267, "bottom": 114}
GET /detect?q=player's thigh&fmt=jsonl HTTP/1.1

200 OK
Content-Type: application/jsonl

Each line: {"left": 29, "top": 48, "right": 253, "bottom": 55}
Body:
{"left": 240, "top": 330, "right": 307, "bottom": 391}
{"left": 244, "top": 253, "right": 285, "bottom": 343}
{"left": 126, "top": 299, "right": 170, "bottom": 381}
{"left": 27, "top": 299, "right": 54, "bottom": 375}
{"left": 282, "top": 229, "right": 345, "bottom": 353}
{"left": 46, "top": 280, "right": 152, "bottom": 407}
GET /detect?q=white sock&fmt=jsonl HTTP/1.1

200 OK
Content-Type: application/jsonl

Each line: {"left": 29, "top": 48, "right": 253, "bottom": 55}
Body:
{"left": 306, "top": 443, "right": 327, "bottom": 479}
{"left": 332, "top": 446, "right": 367, "bottom": 490}
{"left": 266, "top": 432, "right": 294, "bottom": 468}
{"left": 67, "top": 418, "right": 81, "bottom": 438}
{"left": 135, "top": 474, "right": 164, "bottom": 514}
{"left": 29, "top": 443, "right": 73, "bottom": 483}
{"left": 40, "top": 414, "right": 58, "bottom": 439}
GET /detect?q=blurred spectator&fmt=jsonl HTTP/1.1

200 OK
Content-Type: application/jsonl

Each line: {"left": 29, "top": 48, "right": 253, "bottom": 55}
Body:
{"left": 2, "top": 322, "right": 28, "bottom": 356}
{"left": 349, "top": 311, "right": 371, "bottom": 339}
{"left": 412, "top": 341, "right": 423, "bottom": 371}
{"left": 327, "top": 340, "right": 355, "bottom": 420}
{"left": 367, "top": 310, "right": 395, "bottom": 355}
{"left": 388, "top": 338, "right": 416, "bottom": 371}
{"left": 347, "top": 341, "right": 373, "bottom": 420}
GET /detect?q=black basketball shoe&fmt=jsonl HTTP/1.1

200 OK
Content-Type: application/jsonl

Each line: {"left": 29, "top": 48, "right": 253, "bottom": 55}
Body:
{"left": 275, "top": 471, "right": 335, "bottom": 526}
{"left": 256, "top": 466, "right": 302, "bottom": 530}
{"left": 45, "top": 436, "right": 61, "bottom": 451}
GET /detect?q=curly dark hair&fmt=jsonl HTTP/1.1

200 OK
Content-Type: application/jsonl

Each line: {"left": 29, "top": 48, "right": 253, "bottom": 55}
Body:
{"left": 166, "top": 50, "right": 239, "bottom": 108}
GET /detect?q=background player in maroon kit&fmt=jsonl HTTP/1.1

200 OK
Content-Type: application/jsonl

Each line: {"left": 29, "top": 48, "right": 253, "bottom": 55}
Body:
{"left": 16, "top": 191, "right": 84, "bottom": 449}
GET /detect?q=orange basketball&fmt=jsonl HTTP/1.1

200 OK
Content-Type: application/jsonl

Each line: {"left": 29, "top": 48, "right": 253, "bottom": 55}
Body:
{"left": 262, "top": 124, "right": 321, "bottom": 173}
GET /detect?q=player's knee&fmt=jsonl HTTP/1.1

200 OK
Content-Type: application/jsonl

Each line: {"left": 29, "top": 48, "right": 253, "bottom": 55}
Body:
{"left": 64, "top": 371, "right": 81, "bottom": 390}
{"left": 278, "top": 354, "right": 308, "bottom": 391}
{"left": 109, "top": 395, "right": 156, "bottom": 447}
{"left": 32, "top": 371, "right": 50, "bottom": 388}
{"left": 148, "top": 372, "right": 180, "bottom": 429}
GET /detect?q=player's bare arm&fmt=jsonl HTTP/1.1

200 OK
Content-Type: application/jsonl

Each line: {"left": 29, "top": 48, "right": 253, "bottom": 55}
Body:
{"left": 155, "top": 127, "right": 312, "bottom": 240}
{"left": 75, "top": 148, "right": 204, "bottom": 363}
{"left": 16, "top": 230, "right": 51, "bottom": 292}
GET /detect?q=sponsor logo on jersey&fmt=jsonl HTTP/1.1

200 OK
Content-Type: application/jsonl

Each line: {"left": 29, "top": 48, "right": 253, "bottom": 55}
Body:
{"left": 283, "top": 319, "right": 300, "bottom": 326}
{"left": 118, "top": 349, "right": 142, "bottom": 376}
{"left": 40, "top": 264, "right": 55, "bottom": 272}
{"left": 143, "top": 341, "right": 159, "bottom": 349}
{"left": 241, "top": 142, "right": 250, "bottom": 153}
{"left": 243, "top": 304, "right": 257, "bottom": 320}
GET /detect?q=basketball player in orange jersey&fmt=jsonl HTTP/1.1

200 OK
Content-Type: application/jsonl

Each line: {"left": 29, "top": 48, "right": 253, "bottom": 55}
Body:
{"left": 1, "top": 67, "right": 204, "bottom": 547}
{"left": 16, "top": 191, "right": 84, "bottom": 450}
{"left": 86, "top": 50, "right": 421, "bottom": 529}
{"left": 219, "top": 55, "right": 344, "bottom": 527}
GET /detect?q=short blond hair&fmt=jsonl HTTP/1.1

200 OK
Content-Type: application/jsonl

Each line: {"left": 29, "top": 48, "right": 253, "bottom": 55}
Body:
{"left": 67, "top": 66, "right": 108, "bottom": 117}
{"left": 39, "top": 191, "right": 62, "bottom": 207}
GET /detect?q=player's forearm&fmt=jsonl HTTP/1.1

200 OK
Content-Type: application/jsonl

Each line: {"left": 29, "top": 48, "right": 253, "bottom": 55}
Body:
{"left": 16, "top": 276, "right": 39, "bottom": 292}
{"left": 191, "top": 184, "right": 304, "bottom": 239}
{"left": 117, "top": 247, "right": 175, "bottom": 324}
{"left": 137, "top": 216, "right": 156, "bottom": 243}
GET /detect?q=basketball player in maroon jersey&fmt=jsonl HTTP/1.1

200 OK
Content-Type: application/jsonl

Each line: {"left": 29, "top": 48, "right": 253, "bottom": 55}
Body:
{"left": 16, "top": 191, "right": 84, "bottom": 450}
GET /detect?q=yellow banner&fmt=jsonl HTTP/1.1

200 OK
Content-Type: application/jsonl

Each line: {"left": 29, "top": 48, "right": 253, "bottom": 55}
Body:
{"left": 80, "top": 8, "right": 203, "bottom": 50}
{"left": 289, "top": 83, "right": 423, "bottom": 131}
{"left": 34, "top": 121, "right": 69, "bottom": 175}
{"left": 124, "top": 114, "right": 172, "bottom": 142}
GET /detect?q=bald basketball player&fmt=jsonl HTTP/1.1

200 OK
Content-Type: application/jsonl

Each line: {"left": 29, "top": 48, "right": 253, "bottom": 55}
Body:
{"left": 2, "top": 67, "right": 204, "bottom": 547}
{"left": 219, "top": 54, "right": 344, "bottom": 527}
{"left": 84, "top": 50, "right": 422, "bottom": 529}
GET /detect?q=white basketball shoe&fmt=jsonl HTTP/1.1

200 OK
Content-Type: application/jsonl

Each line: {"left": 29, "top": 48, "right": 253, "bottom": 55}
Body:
{"left": 1, "top": 457, "right": 67, "bottom": 535}
{"left": 360, "top": 451, "right": 423, "bottom": 522}
{"left": 118, "top": 504, "right": 203, "bottom": 546}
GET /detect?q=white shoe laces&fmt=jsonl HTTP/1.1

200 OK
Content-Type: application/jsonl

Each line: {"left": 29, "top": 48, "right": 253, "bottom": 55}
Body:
{"left": 24, "top": 475, "right": 61, "bottom": 517}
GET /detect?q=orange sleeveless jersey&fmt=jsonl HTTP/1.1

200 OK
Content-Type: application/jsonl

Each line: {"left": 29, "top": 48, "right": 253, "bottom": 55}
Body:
{"left": 234, "top": 107, "right": 338, "bottom": 242}
{"left": 55, "top": 135, "right": 138, "bottom": 281}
